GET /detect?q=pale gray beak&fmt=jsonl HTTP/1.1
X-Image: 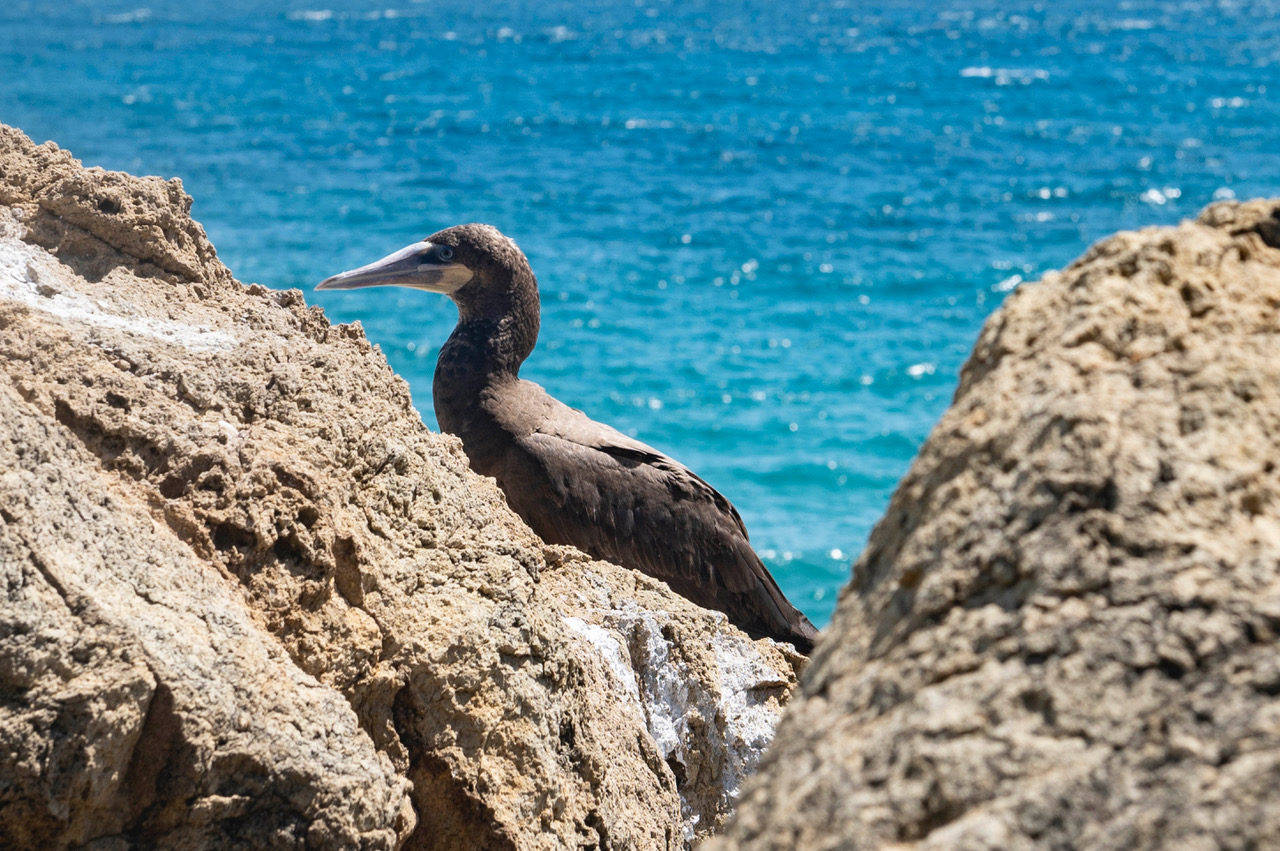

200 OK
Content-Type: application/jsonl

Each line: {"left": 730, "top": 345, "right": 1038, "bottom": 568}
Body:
{"left": 316, "top": 240, "right": 472, "bottom": 294}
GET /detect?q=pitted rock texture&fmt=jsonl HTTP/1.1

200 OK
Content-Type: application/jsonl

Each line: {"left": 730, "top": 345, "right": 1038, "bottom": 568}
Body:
{"left": 0, "top": 123, "right": 800, "bottom": 849}
{"left": 710, "top": 200, "right": 1280, "bottom": 850}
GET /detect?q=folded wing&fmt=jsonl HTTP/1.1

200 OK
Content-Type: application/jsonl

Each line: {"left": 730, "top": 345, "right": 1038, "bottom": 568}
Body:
{"left": 500, "top": 396, "right": 817, "bottom": 650}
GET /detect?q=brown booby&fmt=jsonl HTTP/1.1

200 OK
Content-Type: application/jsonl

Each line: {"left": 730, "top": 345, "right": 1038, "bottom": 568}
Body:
{"left": 317, "top": 224, "right": 818, "bottom": 652}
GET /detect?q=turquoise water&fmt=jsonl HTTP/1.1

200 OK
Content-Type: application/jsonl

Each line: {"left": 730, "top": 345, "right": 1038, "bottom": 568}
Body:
{"left": 4, "top": 1, "right": 1279, "bottom": 625}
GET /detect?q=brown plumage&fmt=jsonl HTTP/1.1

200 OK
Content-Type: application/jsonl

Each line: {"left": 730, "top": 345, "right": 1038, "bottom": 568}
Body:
{"left": 318, "top": 224, "right": 818, "bottom": 652}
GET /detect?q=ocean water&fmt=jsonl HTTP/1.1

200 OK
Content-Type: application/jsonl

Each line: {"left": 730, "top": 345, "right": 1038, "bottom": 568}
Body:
{"left": 4, "top": 0, "right": 1278, "bottom": 625}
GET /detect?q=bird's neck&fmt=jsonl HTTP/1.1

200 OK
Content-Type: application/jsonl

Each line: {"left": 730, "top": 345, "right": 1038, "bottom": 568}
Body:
{"left": 433, "top": 279, "right": 540, "bottom": 445}
{"left": 441, "top": 280, "right": 540, "bottom": 378}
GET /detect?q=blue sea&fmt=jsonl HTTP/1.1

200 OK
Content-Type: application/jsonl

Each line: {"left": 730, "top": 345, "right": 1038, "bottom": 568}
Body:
{"left": 4, "top": 0, "right": 1278, "bottom": 625}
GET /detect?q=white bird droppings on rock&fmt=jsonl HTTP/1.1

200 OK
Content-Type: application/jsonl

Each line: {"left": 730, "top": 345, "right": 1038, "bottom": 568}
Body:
{"left": 0, "top": 216, "right": 236, "bottom": 352}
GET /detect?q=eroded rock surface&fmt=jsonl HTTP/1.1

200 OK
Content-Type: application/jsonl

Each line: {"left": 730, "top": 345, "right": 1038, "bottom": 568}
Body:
{"left": 711, "top": 201, "right": 1280, "bottom": 849}
{"left": 0, "top": 123, "right": 800, "bottom": 849}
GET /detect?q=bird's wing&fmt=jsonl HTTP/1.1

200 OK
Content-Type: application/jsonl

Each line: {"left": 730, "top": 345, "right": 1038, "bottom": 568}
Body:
{"left": 509, "top": 400, "right": 762, "bottom": 595}
{"left": 501, "top": 393, "right": 816, "bottom": 648}
{"left": 537, "top": 404, "right": 749, "bottom": 533}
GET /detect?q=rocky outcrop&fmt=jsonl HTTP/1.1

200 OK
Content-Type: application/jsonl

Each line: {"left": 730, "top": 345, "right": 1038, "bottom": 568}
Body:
{"left": 0, "top": 124, "right": 801, "bottom": 849}
{"left": 711, "top": 201, "right": 1280, "bottom": 848}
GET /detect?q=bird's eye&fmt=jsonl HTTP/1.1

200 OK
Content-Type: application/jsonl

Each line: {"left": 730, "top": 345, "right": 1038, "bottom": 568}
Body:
{"left": 438, "top": 245, "right": 455, "bottom": 262}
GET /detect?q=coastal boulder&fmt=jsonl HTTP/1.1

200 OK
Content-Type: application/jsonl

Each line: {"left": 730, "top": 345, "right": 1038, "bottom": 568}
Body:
{"left": 0, "top": 123, "right": 800, "bottom": 848}
{"left": 712, "top": 200, "right": 1280, "bottom": 848}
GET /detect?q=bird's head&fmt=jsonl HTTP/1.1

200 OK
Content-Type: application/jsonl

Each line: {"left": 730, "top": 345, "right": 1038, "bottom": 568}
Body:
{"left": 316, "top": 223, "right": 534, "bottom": 310}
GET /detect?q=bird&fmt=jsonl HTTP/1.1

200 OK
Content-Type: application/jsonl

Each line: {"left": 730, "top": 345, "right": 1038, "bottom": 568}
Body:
{"left": 317, "top": 224, "right": 818, "bottom": 652}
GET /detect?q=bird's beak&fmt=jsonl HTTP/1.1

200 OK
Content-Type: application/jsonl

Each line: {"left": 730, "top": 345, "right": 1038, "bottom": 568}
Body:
{"left": 316, "top": 240, "right": 472, "bottom": 294}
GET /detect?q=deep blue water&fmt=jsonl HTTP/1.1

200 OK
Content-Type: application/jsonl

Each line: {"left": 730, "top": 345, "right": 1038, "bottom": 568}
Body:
{"left": 4, "top": 0, "right": 1278, "bottom": 625}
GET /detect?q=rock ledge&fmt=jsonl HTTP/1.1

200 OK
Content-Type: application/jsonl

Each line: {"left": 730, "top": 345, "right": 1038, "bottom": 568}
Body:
{"left": 0, "top": 123, "right": 800, "bottom": 849}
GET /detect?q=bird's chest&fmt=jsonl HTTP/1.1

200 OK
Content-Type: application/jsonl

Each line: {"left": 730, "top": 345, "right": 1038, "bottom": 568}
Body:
{"left": 433, "top": 387, "right": 519, "bottom": 480}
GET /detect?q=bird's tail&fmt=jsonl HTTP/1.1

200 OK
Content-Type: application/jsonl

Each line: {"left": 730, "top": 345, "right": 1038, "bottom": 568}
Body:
{"left": 786, "top": 614, "right": 819, "bottom": 654}
{"left": 745, "top": 550, "right": 819, "bottom": 654}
